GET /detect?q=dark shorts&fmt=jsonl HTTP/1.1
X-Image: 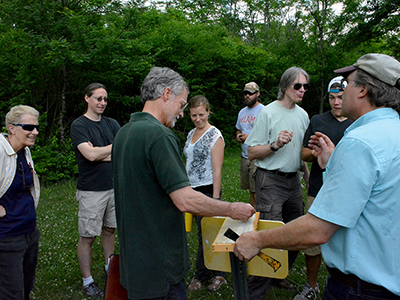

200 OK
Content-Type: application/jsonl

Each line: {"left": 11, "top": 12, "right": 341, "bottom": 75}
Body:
{"left": 240, "top": 157, "right": 257, "bottom": 192}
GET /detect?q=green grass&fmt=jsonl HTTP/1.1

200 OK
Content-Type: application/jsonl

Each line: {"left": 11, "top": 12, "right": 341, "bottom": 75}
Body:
{"left": 32, "top": 147, "right": 328, "bottom": 299}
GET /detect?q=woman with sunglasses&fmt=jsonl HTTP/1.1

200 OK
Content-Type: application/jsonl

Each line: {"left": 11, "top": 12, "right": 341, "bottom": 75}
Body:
{"left": 183, "top": 95, "right": 227, "bottom": 293}
{"left": 0, "top": 105, "right": 40, "bottom": 300}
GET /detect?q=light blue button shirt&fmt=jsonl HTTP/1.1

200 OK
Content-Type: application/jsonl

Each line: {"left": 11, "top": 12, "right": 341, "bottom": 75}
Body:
{"left": 309, "top": 108, "right": 400, "bottom": 296}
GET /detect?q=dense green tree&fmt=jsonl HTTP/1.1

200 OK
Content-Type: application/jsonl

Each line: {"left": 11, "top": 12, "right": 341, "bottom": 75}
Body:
{"left": 0, "top": 0, "right": 399, "bottom": 183}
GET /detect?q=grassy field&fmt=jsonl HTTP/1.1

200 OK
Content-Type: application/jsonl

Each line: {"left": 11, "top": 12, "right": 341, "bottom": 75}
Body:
{"left": 32, "top": 147, "right": 328, "bottom": 299}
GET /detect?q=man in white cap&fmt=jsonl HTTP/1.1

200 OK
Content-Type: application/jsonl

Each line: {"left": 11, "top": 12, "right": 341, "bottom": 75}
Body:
{"left": 294, "top": 77, "right": 352, "bottom": 300}
{"left": 234, "top": 53, "right": 400, "bottom": 299}
{"left": 236, "top": 82, "right": 264, "bottom": 206}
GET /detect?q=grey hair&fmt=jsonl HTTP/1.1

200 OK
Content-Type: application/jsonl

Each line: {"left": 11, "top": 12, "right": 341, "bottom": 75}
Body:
{"left": 354, "top": 70, "right": 400, "bottom": 114}
{"left": 140, "top": 67, "right": 189, "bottom": 104}
{"left": 5, "top": 105, "right": 39, "bottom": 134}
{"left": 84, "top": 83, "right": 106, "bottom": 97}
{"left": 277, "top": 67, "right": 310, "bottom": 100}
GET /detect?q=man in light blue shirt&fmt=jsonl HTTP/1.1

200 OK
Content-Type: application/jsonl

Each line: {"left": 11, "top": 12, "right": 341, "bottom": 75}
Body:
{"left": 234, "top": 53, "right": 400, "bottom": 299}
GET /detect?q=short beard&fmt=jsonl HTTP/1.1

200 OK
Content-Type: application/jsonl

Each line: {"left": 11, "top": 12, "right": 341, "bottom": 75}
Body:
{"left": 246, "top": 95, "right": 258, "bottom": 107}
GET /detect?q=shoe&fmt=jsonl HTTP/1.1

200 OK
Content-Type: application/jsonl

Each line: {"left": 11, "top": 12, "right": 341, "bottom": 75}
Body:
{"left": 206, "top": 276, "right": 227, "bottom": 292}
{"left": 271, "top": 279, "right": 297, "bottom": 292}
{"left": 188, "top": 278, "right": 202, "bottom": 291}
{"left": 293, "top": 283, "right": 320, "bottom": 300}
{"left": 82, "top": 282, "right": 104, "bottom": 299}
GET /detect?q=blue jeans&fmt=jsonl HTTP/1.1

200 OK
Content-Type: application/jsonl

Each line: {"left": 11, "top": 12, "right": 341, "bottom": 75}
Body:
{"left": 0, "top": 227, "right": 40, "bottom": 300}
{"left": 128, "top": 280, "right": 187, "bottom": 300}
{"left": 323, "top": 275, "right": 400, "bottom": 300}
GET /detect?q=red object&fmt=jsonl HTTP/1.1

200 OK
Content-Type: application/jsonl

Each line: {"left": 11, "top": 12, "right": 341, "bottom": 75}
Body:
{"left": 104, "top": 254, "right": 128, "bottom": 300}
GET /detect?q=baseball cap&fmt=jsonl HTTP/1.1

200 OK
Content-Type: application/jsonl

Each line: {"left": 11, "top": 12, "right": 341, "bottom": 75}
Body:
{"left": 328, "top": 76, "right": 344, "bottom": 93}
{"left": 334, "top": 53, "right": 400, "bottom": 88}
{"left": 243, "top": 82, "right": 260, "bottom": 93}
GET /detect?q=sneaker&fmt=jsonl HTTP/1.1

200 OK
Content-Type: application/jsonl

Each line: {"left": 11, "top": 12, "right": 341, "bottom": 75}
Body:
{"left": 188, "top": 278, "right": 202, "bottom": 291}
{"left": 82, "top": 282, "right": 104, "bottom": 299}
{"left": 293, "top": 283, "right": 320, "bottom": 300}
{"left": 206, "top": 276, "right": 227, "bottom": 292}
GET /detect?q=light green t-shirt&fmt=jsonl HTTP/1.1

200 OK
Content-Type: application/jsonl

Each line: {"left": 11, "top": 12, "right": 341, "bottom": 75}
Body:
{"left": 245, "top": 101, "right": 309, "bottom": 172}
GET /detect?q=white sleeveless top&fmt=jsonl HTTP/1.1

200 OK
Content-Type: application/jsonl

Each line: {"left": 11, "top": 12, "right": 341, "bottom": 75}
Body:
{"left": 183, "top": 126, "right": 224, "bottom": 188}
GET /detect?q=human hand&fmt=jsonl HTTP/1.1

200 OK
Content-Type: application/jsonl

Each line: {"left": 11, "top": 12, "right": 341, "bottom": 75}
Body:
{"left": 234, "top": 231, "right": 261, "bottom": 261}
{"left": 236, "top": 133, "right": 248, "bottom": 143}
{"left": 0, "top": 205, "right": 6, "bottom": 218}
{"left": 308, "top": 132, "right": 335, "bottom": 169}
{"left": 276, "top": 130, "right": 293, "bottom": 148}
{"left": 229, "top": 203, "right": 255, "bottom": 221}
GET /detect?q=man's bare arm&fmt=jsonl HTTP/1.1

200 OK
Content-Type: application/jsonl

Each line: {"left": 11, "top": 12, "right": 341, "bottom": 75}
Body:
{"left": 170, "top": 186, "right": 255, "bottom": 222}
{"left": 234, "top": 213, "right": 339, "bottom": 261}
{"left": 77, "top": 142, "right": 112, "bottom": 162}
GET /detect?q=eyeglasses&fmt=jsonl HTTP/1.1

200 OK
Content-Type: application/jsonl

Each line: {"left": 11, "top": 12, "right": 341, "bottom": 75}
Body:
{"left": 13, "top": 124, "right": 40, "bottom": 131}
{"left": 243, "top": 91, "right": 256, "bottom": 96}
{"left": 175, "top": 95, "right": 188, "bottom": 111}
{"left": 91, "top": 96, "right": 108, "bottom": 102}
{"left": 292, "top": 83, "right": 310, "bottom": 91}
{"left": 341, "top": 78, "right": 355, "bottom": 90}
{"left": 19, "top": 161, "right": 34, "bottom": 189}
{"left": 181, "top": 102, "right": 188, "bottom": 111}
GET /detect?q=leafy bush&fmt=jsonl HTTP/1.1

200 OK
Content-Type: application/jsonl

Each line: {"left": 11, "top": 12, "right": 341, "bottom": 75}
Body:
{"left": 32, "top": 136, "right": 78, "bottom": 186}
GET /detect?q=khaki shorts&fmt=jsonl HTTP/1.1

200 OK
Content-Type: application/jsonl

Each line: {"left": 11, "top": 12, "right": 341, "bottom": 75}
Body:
{"left": 76, "top": 189, "right": 116, "bottom": 238}
{"left": 240, "top": 157, "right": 257, "bottom": 193}
{"left": 304, "top": 195, "right": 321, "bottom": 256}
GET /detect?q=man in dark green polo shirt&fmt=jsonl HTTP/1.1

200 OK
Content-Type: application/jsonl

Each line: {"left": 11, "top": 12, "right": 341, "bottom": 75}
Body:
{"left": 112, "top": 67, "right": 255, "bottom": 300}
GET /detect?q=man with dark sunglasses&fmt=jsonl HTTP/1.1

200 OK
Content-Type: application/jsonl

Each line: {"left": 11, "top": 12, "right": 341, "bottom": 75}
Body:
{"left": 70, "top": 83, "right": 120, "bottom": 298}
{"left": 244, "top": 67, "right": 310, "bottom": 300}
{"left": 236, "top": 82, "right": 264, "bottom": 207}
{"left": 235, "top": 54, "right": 400, "bottom": 300}
{"left": 295, "top": 77, "right": 352, "bottom": 300}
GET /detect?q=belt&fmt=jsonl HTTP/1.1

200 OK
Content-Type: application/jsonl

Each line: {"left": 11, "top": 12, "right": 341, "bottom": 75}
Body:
{"left": 264, "top": 169, "right": 297, "bottom": 178}
{"left": 327, "top": 267, "right": 389, "bottom": 292}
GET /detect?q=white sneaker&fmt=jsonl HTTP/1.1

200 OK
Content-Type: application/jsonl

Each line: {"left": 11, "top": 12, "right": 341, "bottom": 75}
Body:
{"left": 293, "top": 283, "right": 319, "bottom": 300}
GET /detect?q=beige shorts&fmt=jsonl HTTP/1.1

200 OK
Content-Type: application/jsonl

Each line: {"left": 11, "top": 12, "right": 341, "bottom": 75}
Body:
{"left": 76, "top": 189, "right": 116, "bottom": 238}
{"left": 240, "top": 157, "right": 257, "bottom": 193}
{"left": 304, "top": 195, "right": 321, "bottom": 256}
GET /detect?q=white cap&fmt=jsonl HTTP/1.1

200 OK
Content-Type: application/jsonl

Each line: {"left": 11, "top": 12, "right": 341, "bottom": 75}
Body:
{"left": 328, "top": 76, "right": 344, "bottom": 92}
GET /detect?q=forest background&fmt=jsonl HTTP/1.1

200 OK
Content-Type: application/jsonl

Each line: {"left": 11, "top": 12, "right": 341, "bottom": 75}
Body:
{"left": 0, "top": 0, "right": 399, "bottom": 184}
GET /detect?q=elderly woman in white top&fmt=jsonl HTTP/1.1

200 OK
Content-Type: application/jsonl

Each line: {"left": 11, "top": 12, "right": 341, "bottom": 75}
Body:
{"left": 183, "top": 95, "right": 226, "bottom": 293}
{"left": 0, "top": 105, "right": 40, "bottom": 300}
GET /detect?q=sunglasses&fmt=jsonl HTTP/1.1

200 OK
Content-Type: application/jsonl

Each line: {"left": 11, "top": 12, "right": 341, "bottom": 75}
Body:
{"left": 243, "top": 91, "right": 257, "bottom": 96}
{"left": 91, "top": 96, "right": 108, "bottom": 102}
{"left": 13, "top": 124, "right": 40, "bottom": 131}
{"left": 293, "top": 83, "right": 310, "bottom": 91}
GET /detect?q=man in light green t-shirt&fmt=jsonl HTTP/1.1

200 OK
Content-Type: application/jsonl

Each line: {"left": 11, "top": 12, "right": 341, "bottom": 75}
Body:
{"left": 112, "top": 67, "right": 255, "bottom": 300}
{"left": 244, "top": 67, "right": 310, "bottom": 300}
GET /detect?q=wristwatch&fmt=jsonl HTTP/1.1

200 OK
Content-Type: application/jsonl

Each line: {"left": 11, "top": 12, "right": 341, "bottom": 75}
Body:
{"left": 270, "top": 141, "right": 279, "bottom": 152}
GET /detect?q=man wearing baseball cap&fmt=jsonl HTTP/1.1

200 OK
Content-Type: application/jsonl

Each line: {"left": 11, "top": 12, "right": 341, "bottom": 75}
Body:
{"left": 295, "top": 76, "right": 352, "bottom": 300}
{"left": 236, "top": 82, "right": 264, "bottom": 207}
{"left": 234, "top": 53, "right": 400, "bottom": 299}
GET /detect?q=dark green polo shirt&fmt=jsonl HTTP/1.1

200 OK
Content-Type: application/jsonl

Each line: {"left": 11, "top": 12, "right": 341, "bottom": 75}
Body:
{"left": 112, "top": 112, "right": 191, "bottom": 299}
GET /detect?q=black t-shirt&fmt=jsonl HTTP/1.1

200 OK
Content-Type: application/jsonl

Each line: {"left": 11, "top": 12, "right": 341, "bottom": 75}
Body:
{"left": 70, "top": 115, "right": 120, "bottom": 191}
{"left": 302, "top": 111, "right": 352, "bottom": 197}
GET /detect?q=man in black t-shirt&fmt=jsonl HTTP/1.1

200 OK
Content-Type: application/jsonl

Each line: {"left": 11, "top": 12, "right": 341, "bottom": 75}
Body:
{"left": 70, "top": 83, "right": 120, "bottom": 299}
{"left": 295, "top": 77, "right": 352, "bottom": 300}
